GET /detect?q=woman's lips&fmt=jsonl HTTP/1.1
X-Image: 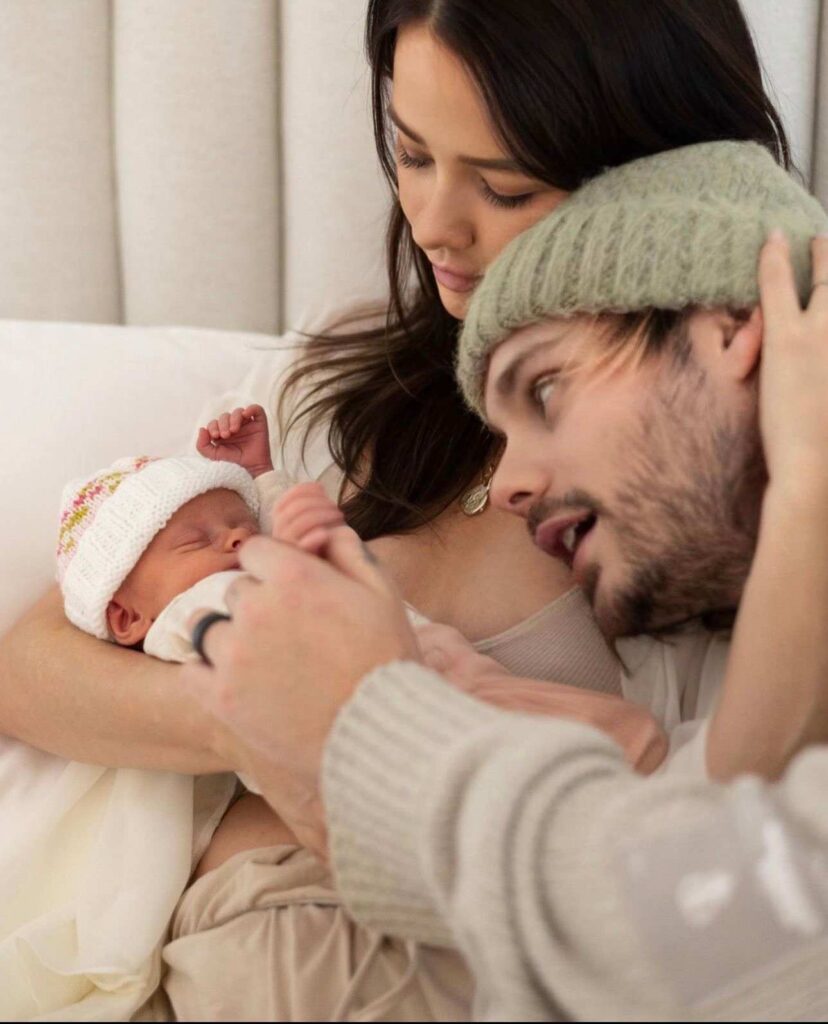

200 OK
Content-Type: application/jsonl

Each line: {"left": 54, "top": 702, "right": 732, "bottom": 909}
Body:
{"left": 431, "top": 263, "right": 481, "bottom": 293}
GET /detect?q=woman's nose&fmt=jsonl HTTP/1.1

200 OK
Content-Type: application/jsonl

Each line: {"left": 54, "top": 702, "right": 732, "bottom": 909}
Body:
{"left": 410, "top": 179, "right": 474, "bottom": 254}
{"left": 490, "top": 444, "right": 549, "bottom": 518}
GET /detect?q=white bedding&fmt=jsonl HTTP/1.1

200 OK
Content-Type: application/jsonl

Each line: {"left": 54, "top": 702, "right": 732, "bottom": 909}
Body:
{"left": 0, "top": 321, "right": 331, "bottom": 1020}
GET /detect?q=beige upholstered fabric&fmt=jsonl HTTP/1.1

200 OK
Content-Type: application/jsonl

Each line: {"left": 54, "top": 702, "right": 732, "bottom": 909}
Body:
{"left": 0, "top": 1, "right": 817, "bottom": 331}
{"left": 113, "top": 0, "right": 281, "bottom": 332}
{"left": 0, "top": 1, "right": 121, "bottom": 324}
{"left": 0, "top": 0, "right": 388, "bottom": 333}
{"left": 744, "top": 0, "right": 821, "bottom": 181}
{"left": 811, "top": 3, "right": 828, "bottom": 209}
{"left": 280, "top": 1, "right": 389, "bottom": 332}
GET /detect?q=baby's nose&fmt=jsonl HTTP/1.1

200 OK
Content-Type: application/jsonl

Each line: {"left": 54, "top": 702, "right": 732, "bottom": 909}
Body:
{"left": 224, "top": 525, "right": 254, "bottom": 551}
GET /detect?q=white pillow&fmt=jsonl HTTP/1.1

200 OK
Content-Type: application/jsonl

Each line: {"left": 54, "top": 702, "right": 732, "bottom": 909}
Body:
{"left": 0, "top": 320, "right": 305, "bottom": 634}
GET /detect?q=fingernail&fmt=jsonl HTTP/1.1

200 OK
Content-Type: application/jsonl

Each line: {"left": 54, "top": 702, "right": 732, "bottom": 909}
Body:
{"left": 816, "top": 232, "right": 828, "bottom": 240}
{"left": 767, "top": 228, "right": 787, "bottom": 243}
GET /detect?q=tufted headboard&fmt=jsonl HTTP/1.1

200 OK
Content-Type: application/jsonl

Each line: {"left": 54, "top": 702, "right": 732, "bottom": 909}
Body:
{"left": 0, "top": 0, "right": 821, "bottom": 334}
{"left": 0, "top": 0, "right": 388, "bottom": 333}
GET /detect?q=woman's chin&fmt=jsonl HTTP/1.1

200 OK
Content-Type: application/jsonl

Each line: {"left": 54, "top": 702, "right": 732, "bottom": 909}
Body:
{"left": 436, "top": 282, "right": 473, "bottom": 321}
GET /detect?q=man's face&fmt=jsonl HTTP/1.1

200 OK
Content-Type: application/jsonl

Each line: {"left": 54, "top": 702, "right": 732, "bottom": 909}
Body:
{"left": 484, "top": 314, "right": 766, "bottom": 638}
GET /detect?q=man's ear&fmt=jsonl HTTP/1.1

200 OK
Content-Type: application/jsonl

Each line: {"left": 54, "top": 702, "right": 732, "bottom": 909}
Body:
{"left": 106, "top": 597, "right": 151, "bottom": 646}
{"left": 723, "top": 306, "right": 763, "bottom": 382}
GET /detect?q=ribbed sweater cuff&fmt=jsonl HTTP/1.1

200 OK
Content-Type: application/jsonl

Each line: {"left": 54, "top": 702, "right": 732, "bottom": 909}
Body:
{"left": 322, "top": 661, "right": 502, "bottom": 947}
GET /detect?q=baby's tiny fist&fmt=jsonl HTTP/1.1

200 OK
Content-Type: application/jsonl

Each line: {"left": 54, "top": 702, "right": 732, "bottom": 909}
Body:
{"left": 272, "top": 483, "right": 345, "bottom": 551}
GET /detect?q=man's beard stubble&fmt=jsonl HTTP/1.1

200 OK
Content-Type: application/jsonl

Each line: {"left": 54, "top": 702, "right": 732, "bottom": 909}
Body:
{"left": 530, "top": 359, "right": 767, "bottom": 640}
{"left": 599, "top": 362, "right": 766, "bottom": 638}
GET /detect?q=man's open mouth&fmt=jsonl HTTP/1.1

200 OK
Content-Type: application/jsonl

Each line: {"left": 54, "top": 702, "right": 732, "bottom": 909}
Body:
{"left": 534, "top": 512, "right": 598, "bottom": 569}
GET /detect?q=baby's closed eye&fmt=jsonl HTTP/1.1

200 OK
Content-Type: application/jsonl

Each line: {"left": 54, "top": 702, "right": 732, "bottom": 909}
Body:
{"left": 172, "top": 533, "right": 210, "bottom": 550}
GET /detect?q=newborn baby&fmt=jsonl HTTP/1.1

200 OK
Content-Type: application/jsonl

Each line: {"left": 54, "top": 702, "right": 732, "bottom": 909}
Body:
{"left": 6, "top": 422, "right": 294, "bottom": 1021}
{"left": 57, "top": 405, "right": 348, "bottom": 664}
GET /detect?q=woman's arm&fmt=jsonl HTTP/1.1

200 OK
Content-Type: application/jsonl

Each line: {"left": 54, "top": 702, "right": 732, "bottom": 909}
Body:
{"left": 0, "top": 585, "right": 228, "bottom": 772}
{"left": 707, "top": 234, "right": 828, "bottom": 779}
{"left": 707, "top": 483, "right": 828, "bottom": 779}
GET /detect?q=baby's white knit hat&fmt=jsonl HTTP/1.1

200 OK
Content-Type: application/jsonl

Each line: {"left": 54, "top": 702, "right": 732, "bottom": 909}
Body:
{"left": 57, "top": 455, "right": 259, "bottom": 639}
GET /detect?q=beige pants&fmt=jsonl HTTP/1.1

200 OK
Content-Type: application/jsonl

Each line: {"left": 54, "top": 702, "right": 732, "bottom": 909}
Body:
{"left": 137, "top": 845, "right": 473, "bottom": 1022}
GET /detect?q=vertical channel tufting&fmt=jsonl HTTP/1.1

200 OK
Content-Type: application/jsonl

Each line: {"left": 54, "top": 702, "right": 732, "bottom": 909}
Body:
{"left": 112, "top": 0, "right": 280, "bottom": 331}
{"left": 742, "top": 0, "right": 819, "bottom": 181}
{"left": 0, "top": 0, "right": 121, "bottom": 323}
{"left": 274, "top": 0, "right": 285, "bottom": 333}
{"left": 810, "top": 2, "right": 828, "bottom": 208}
{"left": 280, "top": 0, "right": 389, "bottom": 332}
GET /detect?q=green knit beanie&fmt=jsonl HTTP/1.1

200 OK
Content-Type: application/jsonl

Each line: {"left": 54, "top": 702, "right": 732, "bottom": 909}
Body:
{"left": 457, "top": 140, "right": 828, "bottom": 417}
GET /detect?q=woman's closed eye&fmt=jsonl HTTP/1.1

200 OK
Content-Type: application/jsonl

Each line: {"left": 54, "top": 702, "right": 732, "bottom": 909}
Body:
{"left": 396, "top": 142, "right": 430, "bottom": 171}
{"left": 479, "top": 181, "right": 534, "bottom": 210}
{"left": 396, "top": 142, "right": 535, "bottom": 210}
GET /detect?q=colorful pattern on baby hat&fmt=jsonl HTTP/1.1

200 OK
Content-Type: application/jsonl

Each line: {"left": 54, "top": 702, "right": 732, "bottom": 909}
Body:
{"left": 56, "top": 454, "right": 260, "bottom": 640}
{"left": 56, "top": 456, "right": 154, "bottom": 581}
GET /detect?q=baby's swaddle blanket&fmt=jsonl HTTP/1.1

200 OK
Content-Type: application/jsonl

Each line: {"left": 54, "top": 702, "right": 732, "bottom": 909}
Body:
{"left": 0, "top": 557, "right": 430, "bottom": 1022}
{"left": 0, "top": 748, "right": 202, "bottom": 1020}
{"left": 0, "top": 572, "right": 239, "bottom": 1022}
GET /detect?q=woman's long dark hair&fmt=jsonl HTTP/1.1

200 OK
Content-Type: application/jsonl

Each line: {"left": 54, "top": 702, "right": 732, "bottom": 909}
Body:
{"left": 280, "top": 0, "right": 789, "bottom": 541}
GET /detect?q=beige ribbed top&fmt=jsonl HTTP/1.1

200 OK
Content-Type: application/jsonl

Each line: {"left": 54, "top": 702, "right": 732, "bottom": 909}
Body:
{"left": 473, "top": 586, "right": 621, "bottom": 695}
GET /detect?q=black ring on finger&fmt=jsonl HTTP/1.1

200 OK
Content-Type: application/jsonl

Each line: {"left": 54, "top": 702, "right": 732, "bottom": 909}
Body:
{"left": 191, "top": 611, "right": 231, "bottom": 666}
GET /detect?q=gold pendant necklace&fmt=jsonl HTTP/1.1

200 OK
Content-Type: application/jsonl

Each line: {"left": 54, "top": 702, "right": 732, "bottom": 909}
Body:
{"left": 459, "top": 461, "right": 497, "bottom": 516}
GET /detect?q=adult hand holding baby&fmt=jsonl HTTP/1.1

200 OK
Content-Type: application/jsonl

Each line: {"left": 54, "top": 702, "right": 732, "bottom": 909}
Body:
{"left": 183, "top": 514, "right": 420, "bottom": 859}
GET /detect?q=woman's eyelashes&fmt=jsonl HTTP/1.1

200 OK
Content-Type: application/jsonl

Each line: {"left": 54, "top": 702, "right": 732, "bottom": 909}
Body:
{"left": 396, "top": 143, "right": 429, "bottom": 170}
{"left": 479, "top": 181, "right": 534, "bottom": 210}
{"left": 396, "top": 143, "right": 534, "bottom": 209}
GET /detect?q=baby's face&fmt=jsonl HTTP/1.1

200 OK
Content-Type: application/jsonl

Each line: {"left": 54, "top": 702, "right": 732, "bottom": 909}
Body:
{"left": 110, "top": 488, "right": 258, "bottom": 643}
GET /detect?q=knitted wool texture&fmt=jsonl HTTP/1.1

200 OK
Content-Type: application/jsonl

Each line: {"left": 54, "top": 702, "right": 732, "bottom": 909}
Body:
{"left": 57, "top": 455, "right": 259, "bottom": 640}
{"left": 457, "top": 141, "right": 828, "bottom": 417}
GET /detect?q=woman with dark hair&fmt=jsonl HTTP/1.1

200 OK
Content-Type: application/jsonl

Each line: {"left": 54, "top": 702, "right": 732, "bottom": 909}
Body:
{"left": 0, "top": 0, "right": 794, "bottom": 1018}
{"left": 284, "top": 0, "right": 787, "bottom": 548}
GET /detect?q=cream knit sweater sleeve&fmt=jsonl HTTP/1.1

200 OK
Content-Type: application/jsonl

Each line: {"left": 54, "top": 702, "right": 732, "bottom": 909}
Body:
{"left": 324, "top": 662, "right": 828, "bottom": 1021}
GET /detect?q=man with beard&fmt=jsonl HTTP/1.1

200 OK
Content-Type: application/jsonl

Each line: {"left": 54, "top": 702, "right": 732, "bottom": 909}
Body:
{"left": 188, "top": 140, "right": 828, "bottom": 1019}
{"left": 455, "top": 139, "right": 828, "bottom": 781}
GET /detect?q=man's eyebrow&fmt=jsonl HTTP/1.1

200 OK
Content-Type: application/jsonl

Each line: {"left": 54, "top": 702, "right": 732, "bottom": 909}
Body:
{"left": 493, "top": 335, "right": 564, "bottom": 399}
{"left": 388, "top": 105, "right": 523, "bottom": 173}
